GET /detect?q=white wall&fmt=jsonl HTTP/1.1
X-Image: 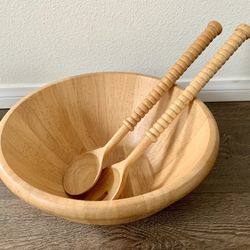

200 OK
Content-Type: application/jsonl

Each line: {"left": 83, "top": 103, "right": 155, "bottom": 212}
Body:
{"left": 0, "top": 0, "right": 250, "bottom": 105}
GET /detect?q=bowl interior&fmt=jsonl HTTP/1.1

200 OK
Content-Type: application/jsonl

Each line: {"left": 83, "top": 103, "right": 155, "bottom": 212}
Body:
{"left": 0, "top": 72, "right": 213, "bottom": 199}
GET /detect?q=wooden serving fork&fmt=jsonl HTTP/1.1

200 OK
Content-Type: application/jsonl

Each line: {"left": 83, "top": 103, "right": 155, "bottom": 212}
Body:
{"left": 82, "top": 24, "right": 250, "bottom": 201}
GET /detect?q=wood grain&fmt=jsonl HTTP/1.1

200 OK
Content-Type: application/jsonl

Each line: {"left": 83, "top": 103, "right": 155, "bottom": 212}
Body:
{"left": 1, "top": 102, "right": 250, "bottom": 249}
{"left": 195, "top": 102, "right": 250, "bottom": 194}
{"left": 0, "top": 182, "right": 249, "bottom": 249}
{"left": 0, "top": 73, "right": 219, "bottom": 225}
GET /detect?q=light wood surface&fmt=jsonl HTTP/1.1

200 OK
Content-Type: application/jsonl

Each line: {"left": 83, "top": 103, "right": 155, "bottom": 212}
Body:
{"left": 82, "top": 23, "right": 250, "bottom": 201}
{"left": 1, "top": 102, "right": 250, "bottom": 248}
{"left": 63, "top": 20, "right": 222, "bottom": 196}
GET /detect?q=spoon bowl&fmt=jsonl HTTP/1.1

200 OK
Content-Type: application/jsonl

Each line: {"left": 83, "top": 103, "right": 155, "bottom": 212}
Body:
{"left": 63, "top": 150, "right": 102, "bottom": 195}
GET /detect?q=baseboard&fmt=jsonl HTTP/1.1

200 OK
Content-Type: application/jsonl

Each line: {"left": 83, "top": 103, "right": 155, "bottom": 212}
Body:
{"left": 0, "top": 84, "right": 43, "bottom": 109}
{"left": 0, "top": 79, "right": 250, "bottom": 108}
{"left": 178, "top": 78, "right": 250, "bottom": 102}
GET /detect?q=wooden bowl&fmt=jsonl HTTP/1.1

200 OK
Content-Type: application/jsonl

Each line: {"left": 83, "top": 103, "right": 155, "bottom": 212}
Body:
{"left": 0, "top": 72, "right": 219, "bottom": 225}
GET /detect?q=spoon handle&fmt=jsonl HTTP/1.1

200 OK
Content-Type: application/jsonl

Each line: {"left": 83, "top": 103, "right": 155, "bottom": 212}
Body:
{"left": 105, "top": 21, "right": 222, "bottom": 153}
{"left": 125, "top": 24, "right": 250, "bottom": 166}
{"left": 122, "top": 21, "right": 222, "bottom": 131}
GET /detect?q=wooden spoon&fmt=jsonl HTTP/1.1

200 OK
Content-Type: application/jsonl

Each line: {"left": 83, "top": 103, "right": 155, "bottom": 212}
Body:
{"left": 82, "top": 24, "right": 250, "bottom": 201}
{"left": 63, "top": 21, "right": 222, "bottom": 195}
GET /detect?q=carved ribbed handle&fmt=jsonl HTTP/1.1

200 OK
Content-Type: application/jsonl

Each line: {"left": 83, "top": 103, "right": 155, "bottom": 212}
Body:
{"left": 146, "top": 24, "right": 250, "bottom": 142}
{"left": 123, "top": 21, "right": 222, "bottom": 131}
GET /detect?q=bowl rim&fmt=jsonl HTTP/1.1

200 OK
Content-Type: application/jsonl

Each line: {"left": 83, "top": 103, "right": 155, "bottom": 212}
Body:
{"left": 0, "top": 71, "right": 219, "bottom": 224}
